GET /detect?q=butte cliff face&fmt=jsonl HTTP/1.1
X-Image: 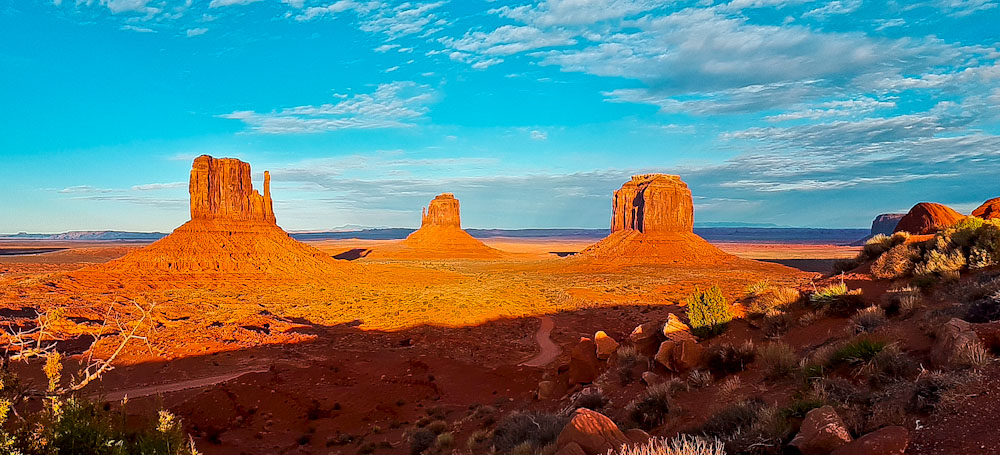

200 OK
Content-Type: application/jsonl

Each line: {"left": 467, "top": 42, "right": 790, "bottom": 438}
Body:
{"left": 84, "top": 155, "right": 341, "bottom": 277}
{"left": 370, "top": 193, "right": 502, "bottom": 259}
{"left": 893, "top": 202, "right": 965, "bottom": 235}
{"left": 871, "top": 214, "right": 906, "bottom": 237}
{"left": 973, "top": 198, "right": 1000, "bottom": 220}
{"left": 189, "top": 155, "right": 275, "bottom": 224}
{"left": 581, "top": 174, "right": 733, "bottom": 264}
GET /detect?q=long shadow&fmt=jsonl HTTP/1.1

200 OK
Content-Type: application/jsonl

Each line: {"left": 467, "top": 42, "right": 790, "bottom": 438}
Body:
{"left": 759, "top": 258, "right": 839, "bottom": 274}
{"left": 332, "top": 248, "right": 372, "bottom": 260}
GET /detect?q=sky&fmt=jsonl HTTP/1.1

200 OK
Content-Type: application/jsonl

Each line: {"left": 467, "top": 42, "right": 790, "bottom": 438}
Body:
{"left": 2, "top": 0, "right": 999, "bottom": 233}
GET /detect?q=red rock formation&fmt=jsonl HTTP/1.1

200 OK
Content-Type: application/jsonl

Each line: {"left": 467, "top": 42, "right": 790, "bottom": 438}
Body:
{"left": 581, "top": 174, "right": 735, "bottom": 265}
{"left": 972, "top": 197, "right": 1000, "bottom": 220}
{"left": 556, "top": 408, "right": 629, "bottom": 455}
{"left": 369, "top": 193, "right": 503, "bottom": 259}
{"left": 893, "top": 202, "right": 965, "bottom": 235}
{"left": 189, "top": 155, "right": 275, "bottom": 224}
{"left": 82, "top": 155, "right": 342, "bottom": 277}
{"left": 421, "top": 193, "right": 461, "bottom": 228}
{"left": 612, "top": 174, "right": 693, "bottom": 234}
{"left": 870, "top": 213, "right": 905, "bottom": 237}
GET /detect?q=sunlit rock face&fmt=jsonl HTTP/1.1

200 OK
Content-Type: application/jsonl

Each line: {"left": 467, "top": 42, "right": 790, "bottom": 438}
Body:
{"left": 421, "top": 193, "right": 461, "bottom": 229}
{"left": 893, "top": 202, "right": 965, "bottom": 235}
{"left": 189, "top": 155, "right": 275, "bottom": 224}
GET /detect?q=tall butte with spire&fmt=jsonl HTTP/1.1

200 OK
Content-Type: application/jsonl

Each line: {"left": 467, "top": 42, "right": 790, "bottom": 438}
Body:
{"left": 84, "top": 155, "right": 341, "bottom": 277}
{"left": 581, "top": 174, "right": 735, "bottom": 264}
{"left": 370, "top": 193, "right": 503, "bottom": 259}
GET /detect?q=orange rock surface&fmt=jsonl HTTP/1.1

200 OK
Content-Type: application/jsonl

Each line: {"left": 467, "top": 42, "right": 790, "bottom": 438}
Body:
{"left": 973, "top": 197, "right": 1000, "bottom": 220}
{"left": 368, "top": 193, "right": 503, "bottom": 259}
{"left": 893, "top": 202, "right": 965, "bottom": 235}
{"left": 581, "top": 174, "right": 736, "bottom": 265}
{"left": 78, "top": 155, "right": 341, "bottom": 277}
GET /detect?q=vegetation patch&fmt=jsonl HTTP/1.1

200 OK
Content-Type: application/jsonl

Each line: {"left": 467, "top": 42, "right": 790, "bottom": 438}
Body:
{"left": 686, "top": 286, "right": 733, "bottom": 338}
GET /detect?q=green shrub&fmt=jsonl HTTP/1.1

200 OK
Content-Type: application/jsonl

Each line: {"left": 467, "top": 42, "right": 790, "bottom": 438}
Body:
{"left": 685, "top": 286, "right": 733, "bottom": 337}
{"left": 915, "top": 249, "right": 967, "bottom": 277}
{"left": 628, "top": 383, "right": 674, "bottom": 430}
{"left": 829, "top": 339, "right": 887, "bottom": 367}
{"left": 810, "top": 283, "right": 865, "bottom": 315}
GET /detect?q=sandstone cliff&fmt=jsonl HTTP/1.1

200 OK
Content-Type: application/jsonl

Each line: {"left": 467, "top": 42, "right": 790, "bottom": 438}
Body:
{"left": 189, "top": 155, "right": 275, "bottom": 224}
{"left": 893, "top": 202, "right": 965, "bottom": 235}
{"left": 581, "top": 174, "right": 734, "bottom": 265}
{"left": 973, "top": 198, "right": 1000, "bottom": 220}
{"left": 871, "top": 214, "right": 905, "bottom": 237}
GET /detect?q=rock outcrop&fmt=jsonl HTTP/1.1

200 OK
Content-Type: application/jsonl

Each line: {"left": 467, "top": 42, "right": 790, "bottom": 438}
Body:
{"left": 973, "top": 197, "right": 1000, "bottom": 220}
{"left": 83, "top": 155, "right": 342, "bottom": 277}
{"left": 789, "top": 406, "right": 853, "bottom": 455}
{"left": 870, "top": 214, "right": 905, "bottom": 237}
{"left": 831, "top": 426, "right": 908, "bottom": 455}
{"left": 368, "top": 193, "right": 503, "bottom": 259}
{"left": 893, "top": 202, "right": 965, "bottom": 235}
{"left": 555, "top": 409, "right": 629, "bottom": 455}
{"left": 580, "top": 174, "right": 734, "bottom": 264}
{"left": 189, "top": 155, "right": 275, "bottom": 223}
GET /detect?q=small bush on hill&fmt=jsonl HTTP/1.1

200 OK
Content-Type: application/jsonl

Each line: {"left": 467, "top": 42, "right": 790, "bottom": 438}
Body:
{"left": 870, "top": 344, "right": 920, "bottom": 385}
{"left": 410, "top": 428, "right": 437, "bottom": 455}
{"left": 491, "top": 412, "right": 566, "bottom": 453}
{"left": 704, "top": 341, "right": 756, "bottom": 375}
{"left": 616, "top": 435, "right": 725, "bottom": 455}
{"left": 700, "top": 398, "right": 769, "bottom": 437}
{"left": 909, "top": 371, "right": 968, "bottom": 413}
{"left": 829, "top": 339, "right": 887, "bottom": 369}
{"left": 570, "top": 388, "right": 607, "bottom": 412}
{"left": 850, "top": 306, "right": 887, "bottom": 334}
{"left": 686, "top": 286, "right": 733, "bottom": 338}
{"left": 756, "top": 342, "right": 798, "bottom": 379}
{"left": 882, "top": 286, "right": 922, "bottom": 317}
{"left": 872, "top": 244, "right": 920, "bottom": 280}
{"left": 810, "top": 283, "right": 866, "bottom": 315}
{"left": 628, "top": 383, "right": 674, "bottom": 430}
{"left": 747, "top": 287, "right": 800, "bottom": 317}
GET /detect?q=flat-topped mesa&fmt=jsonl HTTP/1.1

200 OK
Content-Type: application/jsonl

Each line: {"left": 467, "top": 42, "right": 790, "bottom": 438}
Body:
{"left": 611, "top": 174, "right": 693, "bottom": 234}
{"left": 189, "top": 155, "right": 275, "bottom": 224}
{"left": 421, "top": 193, "right": 461, "bottom": 228}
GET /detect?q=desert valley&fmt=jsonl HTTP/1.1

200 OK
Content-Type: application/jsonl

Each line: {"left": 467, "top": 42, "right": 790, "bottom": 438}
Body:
{"left": 4, "top": 154, "right": 1000, "bottom": 455}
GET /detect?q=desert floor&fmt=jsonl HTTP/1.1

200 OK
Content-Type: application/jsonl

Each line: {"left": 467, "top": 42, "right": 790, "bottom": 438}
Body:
{"left": 0, "top": 237, "right": 900, "bottom": 455}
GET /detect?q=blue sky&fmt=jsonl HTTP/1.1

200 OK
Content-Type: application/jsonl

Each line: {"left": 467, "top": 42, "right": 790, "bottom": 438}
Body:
{"left": 2, "top": 0, "right": 999, "bottom": 232}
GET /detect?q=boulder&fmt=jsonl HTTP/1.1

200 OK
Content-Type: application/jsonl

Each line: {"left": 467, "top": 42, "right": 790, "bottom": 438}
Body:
{"left": 893, "top": 202, "right": 965, "bottom": 235}
{"left": 555, "top": 442, "right": 587, "bottom": 455}
{"left": 654, "top": 340, "right": 703, "bottom": 372}
{"left": 580, "top": 174, "right": 737, "bottom": 265}
{"left": 640, "top": 371, "right": 662, "bottom": 386}
{"left": 973, "top": 197, "right": 1000, "bottom": 220}
{"left": 556, "top": 408, "right": 629, "bottom": 455}
{"left": 831, "top": 426, "right": 909, "bottom": 455}
{"left": 629, "top": 321, "right": 663, "bottom": 354}
{"left": 789, "top": 406, "right": 853, "bottom": 455}
{"left": 569, "top": 338, "right": 601, "bottom": 385}
{"left": 624, "top": 428, "right": 650, "bottom": 445}
{"left": 594, "top": 331, "right": 620, "bottom": 360}
{"left": 538, "top": 380, "right": 559, "bottom": 400}
{"left": 870, "top": 213, "right": 906, "bottom": 237}
{"left": 662, "top": 313, "right": 696, "bottom": 342}
{"left": 931, "top": 318, "right": 980, "bottom": 367}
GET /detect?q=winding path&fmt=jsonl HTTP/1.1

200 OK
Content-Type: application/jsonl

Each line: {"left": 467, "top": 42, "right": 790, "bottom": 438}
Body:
{"left": 98, "top": 368, "right": 270, "bottom": 402}
{"left": 520, "top": 316, "right": 560, "bottom": 367}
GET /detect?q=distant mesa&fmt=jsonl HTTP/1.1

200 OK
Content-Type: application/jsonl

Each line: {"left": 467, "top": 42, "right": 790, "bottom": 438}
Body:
{"left": 580, "top": 174, "right": 733, "bottom": 264}
{"left": 870, "top": 214, "right": 905, "bottom": 237}
{"left": 84, "top": 155, "right": 341, "bottom": 276}
{"left": 893, "top": 202, "right": 965, "bottom": 235}
{"left": 368, "top": 193, "right": 503, "bottom": 260}
{"left": 973, "top": 198, "right": 1000, "bottom": 220}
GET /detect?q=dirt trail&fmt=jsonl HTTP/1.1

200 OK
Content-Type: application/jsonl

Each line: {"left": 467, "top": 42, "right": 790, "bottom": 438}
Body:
{"left": 520, "top": 316, "right": 559, "bottom": 367}
{"left": 97, "top": 368, "right": 270, "bottom": 402}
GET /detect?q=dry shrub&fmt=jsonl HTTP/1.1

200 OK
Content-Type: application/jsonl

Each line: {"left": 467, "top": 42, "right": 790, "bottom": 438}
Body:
{"left": 882, "top": 286, "right": 922, "bottom": 317}
{"left": 491, "top": 412, "right": 566, "bottom": 453}
{"left": 909, "top": 371, "right": 970, "bottom": 413}
{"left": 762, "top": 312, "right": 795, "bottom": 338}
{"left": 850, "top": 306, "right": 887, "bottom": 334}
{"left": 810, "top": 282, "right": 866, "bottom": 315}
{"left": 704, "top": 341, "right": 756, "bottom": 375}
{"left": 747, "top": 287, "right": 801, "bottom": 317}
{"left": 570, "top": 387, "right": 608, "bottom": 412}
{"left": 869, "top": 344, "right": 920, "bottom": 385}
{"left": 915, "top": 249, "right": 967, "bottom": 277}
{"left": 615, "top": 435, "right": 725, "bottom": 455}
{"left": 955, "top": 340, "right": 992, "bottom": 369}
{"left": 687, "top": 369, "right": 713, "bottom": 388}
{"left": 756, "top": 342, "right": 798, "bottom": 379}
{"left": 718, "top": 376, "right": 742, "bottom": 401}
{"left": 627, "top": 383, "right": 674, "bottom": 430}
{"left": 871, "top": 244, "right": 919, "bottom": 279}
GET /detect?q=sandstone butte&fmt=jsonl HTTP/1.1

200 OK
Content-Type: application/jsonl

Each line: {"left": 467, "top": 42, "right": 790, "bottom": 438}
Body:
{"left": 369, "top": 193, "right": 504, "bottom": 259}
{"left": 893, "top": 202, "right": 965, "bottom": 235}
{"left": 580, "top": 174, "right": 735, "bottom": 265}
{"left": 80, "top": 155, "right": 342, "bottom": 277}
{"left": 972, "top": 197, "right": 1000, "bottom": 220}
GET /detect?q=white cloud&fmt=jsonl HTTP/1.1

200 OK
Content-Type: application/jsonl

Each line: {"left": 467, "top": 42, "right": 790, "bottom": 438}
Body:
{"left": 375, "top": 43, "right": 401, "bottom": 52}
{"left": 294, "top": 0, "right": 367, "bottom": 21}
{"left": 101, "top": 0, "right": 158, "bottom": 14}
{"left": 934, "top": 0, "right": 998, "bottom": 17}
{"left": 185, "top": 27, "right": 208, "bottom": 37}
{"left": 442, "top": 25, "right": 576, "bottom": 57}
{"left": 219, "top": 81, "right": 436, "bottom": 134}
{"left": 359, "top": 2, "right": 449, "bottom": 40}
{"left": 493, "top": 0, "right": 668, "bottom": 26}
{"left": 121, "top": 24, "right": 156, "bottom": 33}
{"left": 132, "top": 182, "right": 187, "bottom": 191}
{"left": 209, "top": 0, "right": 263, "bottom": 8}
{"left": 803, "top": 0, "right": 862, "bottom": 18}
{"left": 530, "top": 130, "right": 548, "bottom": 140}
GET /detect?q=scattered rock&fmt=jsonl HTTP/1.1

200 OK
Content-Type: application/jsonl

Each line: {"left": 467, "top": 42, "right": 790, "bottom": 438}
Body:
{"left": 594, "top": 331, "right": 619, "bottom": 360}
{"left": 624, "top": 428, "right": 650, "bottom": 445}
{"left": 893, "top": 202, "right": 965, "bottom": 235}
{"left": 640, "top": 371, "right": 662, "bottom": 386}
{"left": 789, "top": 406, "right": 853, "bottom": 455}
{"left": 555, "top": 442, "right": 587, "bottom": 455}
{"left": 538, "top": 380, "right": 558, "bottom": 400}
{"left": 661, "top": 313, "right": 696, "bottom": 342}
{"left": 654, "top": 340, "right": 703, "bottom": 372}
{"left": 569, "top": 338, "right": 601, "bottom": 385}
{"left": 972, "top": 197, "right": 1000, "bottom": 220}
{"left": 556, "top": 408, "right": 629, "bottom": 455}
{"left": 831, "top": 426, "right": 909, "bottom": 455}
{"left": 629, "top": 321, "right": 662, "bottom": 354}
{"left": 930, "top": 318, "right": 980, "bottom": 367}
